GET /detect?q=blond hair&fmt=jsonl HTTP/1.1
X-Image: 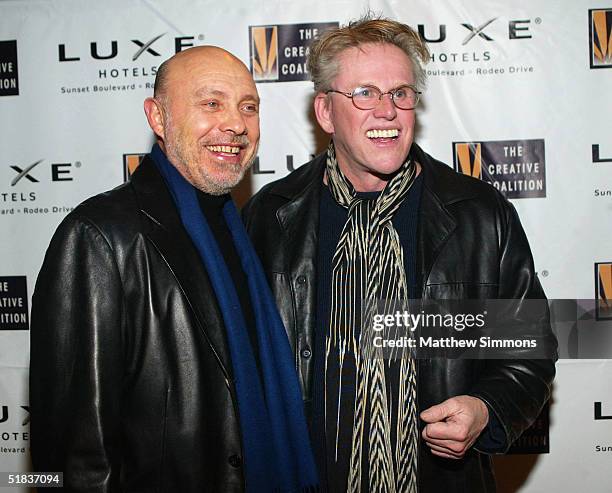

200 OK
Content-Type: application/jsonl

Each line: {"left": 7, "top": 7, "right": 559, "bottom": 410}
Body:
{"left": 307, "top": 15, "right": 430, "bottom": 93}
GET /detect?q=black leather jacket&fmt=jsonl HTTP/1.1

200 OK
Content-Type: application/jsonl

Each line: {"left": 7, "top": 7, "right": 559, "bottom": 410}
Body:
{"left": 242, "top": 145, "right": 557, "bottom": 492}
{"left": 30, "top": 157, "right": 244, "bottom": 492}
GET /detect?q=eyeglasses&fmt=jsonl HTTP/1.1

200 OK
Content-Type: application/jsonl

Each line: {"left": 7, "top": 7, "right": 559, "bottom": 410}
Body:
{"left": 326, "top": 84, "right": 421, "bottom": 110}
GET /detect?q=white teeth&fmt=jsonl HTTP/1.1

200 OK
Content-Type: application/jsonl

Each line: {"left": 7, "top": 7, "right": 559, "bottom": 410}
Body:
{"left": 366, "top": 129, "right": 399, "bottom": 138}
{"left": 206, "top": 145, "right": 240, "bottom": 154}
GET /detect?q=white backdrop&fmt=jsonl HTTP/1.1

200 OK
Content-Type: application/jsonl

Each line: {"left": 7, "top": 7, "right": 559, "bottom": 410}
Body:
{"left": 1, "top": 0, "right": 611, "bottom": 491}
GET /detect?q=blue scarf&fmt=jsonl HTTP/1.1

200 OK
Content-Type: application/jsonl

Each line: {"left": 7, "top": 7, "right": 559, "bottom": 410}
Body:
{"left": 151, "top": 145, "right": 318, "bottom": 492}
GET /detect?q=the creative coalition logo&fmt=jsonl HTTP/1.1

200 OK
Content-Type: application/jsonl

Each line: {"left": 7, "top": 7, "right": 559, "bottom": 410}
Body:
{"left": 0, "top": 40, "right": 19, "bottom": 96}
{"left": 595, "top": 262, "right": 612, "bottom": 320}
{"left": 454, "top": 142, "right": 484, "bottom": 179}
{"left": 453, "top": 139, "right": 546, "bottom": 198}
{"left": 0, "top": 277, "right": 28, "bottom": 330}
{"left": 508, "top": 402, "right": 550, "bottom": 454}
{"left": 250, "top": 26, "right": 278, "bottom": 81}
{"left": 589, "top": 9, "right": 612, "bottom": 68}
{"left": 123, "top": 153, "right": 146, "bottom": 182}
{"left": 249, "top": 22, "right": 338, "bottom": 82}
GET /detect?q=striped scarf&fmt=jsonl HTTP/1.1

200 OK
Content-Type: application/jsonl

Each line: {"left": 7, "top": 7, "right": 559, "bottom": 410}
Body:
{"left": 325, "top": 142, "right": 419, "bottom": 493}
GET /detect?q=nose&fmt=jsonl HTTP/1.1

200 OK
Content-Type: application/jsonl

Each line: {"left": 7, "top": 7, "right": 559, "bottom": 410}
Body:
{"left": 373, "top": 93, "right": 397, "bottom": 120}
{"left": 221, "top": 107, "right": 248, "bottom": 135}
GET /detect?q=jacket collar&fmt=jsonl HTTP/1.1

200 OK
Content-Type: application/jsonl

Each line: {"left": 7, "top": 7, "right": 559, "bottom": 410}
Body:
{"left": 267, "top": 144, "right": 479, "bottom": 204}
{"left": 264, "top": 143, "right": 473, "bottom": 292}
{"left": 128, "top": 155, "right": 234, "bottom": 382}
{"left": 266, "top": 152, "right": 327, "bottom": 202}
{"left": 275, "top": 153, "right": 325, "bottom": 224}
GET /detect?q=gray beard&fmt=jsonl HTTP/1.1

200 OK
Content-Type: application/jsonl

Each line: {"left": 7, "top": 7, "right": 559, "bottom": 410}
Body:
{"left": 164, "top": 135, "right": 258, "bottom": 195}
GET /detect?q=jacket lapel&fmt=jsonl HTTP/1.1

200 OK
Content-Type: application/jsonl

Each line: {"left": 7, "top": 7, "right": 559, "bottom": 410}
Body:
{"left": 129, "top": 156, "right": 234, "bottom": 381}
{"left": 417, "top": 185, "right": 456, "bottom": 293}
{"left": 274, "top": 155, "right": 325, "bottom": 276}
{"left": 269, "top": 147, "right": 464, "bottom": 300}
{"left": 269, "top": 148, "right": 461, "bottom": 296}
{"left": 411, "top": 145, "right": 458, "bottom": 294}
{"left": 272, "top": 155, "right": 325, "bottom": 349}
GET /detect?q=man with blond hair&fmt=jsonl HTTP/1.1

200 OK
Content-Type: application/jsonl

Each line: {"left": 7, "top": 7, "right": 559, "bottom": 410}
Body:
{"left": 244, "top": 16, "right": 556, "bottom": 492}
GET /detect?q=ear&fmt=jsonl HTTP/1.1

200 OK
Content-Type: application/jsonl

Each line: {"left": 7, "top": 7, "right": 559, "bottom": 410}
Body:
{"left": 313, "top": 92, "right": 334, "bottom": 134}
{"left": 143, "top": 97, "right": 166, "bottom": 140}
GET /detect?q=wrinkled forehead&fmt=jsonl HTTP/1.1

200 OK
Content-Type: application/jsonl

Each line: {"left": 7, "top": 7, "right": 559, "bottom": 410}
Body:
{"left": 331, "top": 43, "right": 415, "bottom": 85}
{"left": 169, "top": 63, "right": 258, "bottom": 102}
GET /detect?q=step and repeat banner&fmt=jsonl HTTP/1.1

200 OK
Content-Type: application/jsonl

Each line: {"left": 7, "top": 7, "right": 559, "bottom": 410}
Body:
{"left": 1, "top": 0, "right": 611, "bottom": 491}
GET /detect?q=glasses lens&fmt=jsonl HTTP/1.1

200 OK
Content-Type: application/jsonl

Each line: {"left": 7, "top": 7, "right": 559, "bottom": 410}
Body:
{"left": 352, "top": 86, "right": 381, "bottom": 110}
{"left": 393, "top": 86, "right": 419, "bottom": 109}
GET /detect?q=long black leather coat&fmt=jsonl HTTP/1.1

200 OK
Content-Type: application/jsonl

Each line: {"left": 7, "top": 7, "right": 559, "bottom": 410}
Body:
{"left": 30, "top": 157, "right": 245, "bottom": 492}
{"left": 242, "top": 145, "right": 557, "bottom": 492}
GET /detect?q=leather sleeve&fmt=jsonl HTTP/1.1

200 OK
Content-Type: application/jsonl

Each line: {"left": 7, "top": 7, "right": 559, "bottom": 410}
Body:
{"left": 469, "top": 200, "right": 557, "bottom": 452}
{"left": 30, "top": 215, "right": 124, "bottom": 492}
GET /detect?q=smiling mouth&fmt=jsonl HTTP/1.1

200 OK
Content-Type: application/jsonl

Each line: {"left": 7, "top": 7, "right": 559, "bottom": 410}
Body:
{"left": 205, "top": 145, "right": 241, "bottom": 154}
{"left": 366, "top": 129, "right": 399, "bottom": 139}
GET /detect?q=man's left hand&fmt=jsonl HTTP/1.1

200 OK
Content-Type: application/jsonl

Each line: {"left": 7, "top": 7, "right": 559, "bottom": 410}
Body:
{"left": 420, "top": 395, "right": 489, "bottom": 459}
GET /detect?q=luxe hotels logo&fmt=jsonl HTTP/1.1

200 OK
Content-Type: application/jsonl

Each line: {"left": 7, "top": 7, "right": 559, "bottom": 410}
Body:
{"left": 248, "top": 22, "right": 338, "bottom": 82}
{"left": 589, "top": 9, "right": 612, "bottom": 68}
{"left": 453, "top": 139, "right": 546, "bottom": 199}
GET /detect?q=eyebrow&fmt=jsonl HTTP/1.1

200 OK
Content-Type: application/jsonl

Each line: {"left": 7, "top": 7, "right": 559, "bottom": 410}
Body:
{"left": 195, "top": 87, "right": 260, "bottom": 103}
{"left": 195, "top": 88, "right": 225, "bottom": 98}
{"left": 357, "top": 81, "right": 415, "bottom": 88}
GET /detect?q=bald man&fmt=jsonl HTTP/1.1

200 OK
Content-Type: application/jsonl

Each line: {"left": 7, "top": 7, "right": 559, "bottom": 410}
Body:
{"left": 30, "top": 47, "right": 317, "bottom": 492}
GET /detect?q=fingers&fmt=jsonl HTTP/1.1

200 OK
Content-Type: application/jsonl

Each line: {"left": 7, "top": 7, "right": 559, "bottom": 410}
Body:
{"left": 429, "top": 445, "right": 467, "bottom": 460}
{"left": 422, "top": 425, "right": 471, "bottom": 457}
{"left": 422, "top": 420, "right": 471, "bottom": 442}
{"left": 420, "top": 399, "right": 454, "bottom": 423}
{"left": 420, "top": 395, "right": 490, "bottom": 459}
